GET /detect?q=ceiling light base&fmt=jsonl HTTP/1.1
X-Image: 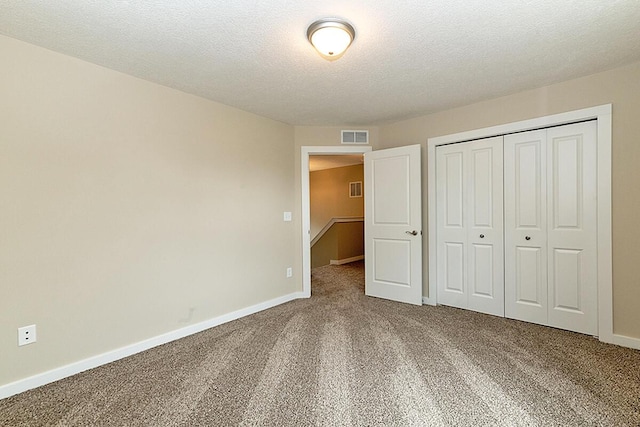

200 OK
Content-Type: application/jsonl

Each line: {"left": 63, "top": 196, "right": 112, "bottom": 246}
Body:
{"left": 307, "top": 18, "right": 355, "bottom": 61}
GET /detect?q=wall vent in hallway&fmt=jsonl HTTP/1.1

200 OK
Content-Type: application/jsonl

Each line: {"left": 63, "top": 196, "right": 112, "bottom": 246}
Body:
{"left": 349, "top": 181, "right": 362, "bottom": 198}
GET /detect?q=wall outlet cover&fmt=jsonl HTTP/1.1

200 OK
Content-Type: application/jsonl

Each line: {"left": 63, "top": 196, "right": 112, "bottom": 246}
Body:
{"left": 18, "top": 324, "right": 37, "bottom": 346}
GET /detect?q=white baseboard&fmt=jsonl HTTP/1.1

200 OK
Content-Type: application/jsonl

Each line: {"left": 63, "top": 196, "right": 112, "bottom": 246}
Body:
{"left": 609, "top": 333, "right": 640, "bottom": 350}
{"left": 330, "top": 255, "right": 364, "bottom": 265}
{"left": 0, "top": 291, "right": 306, "bottom": 400}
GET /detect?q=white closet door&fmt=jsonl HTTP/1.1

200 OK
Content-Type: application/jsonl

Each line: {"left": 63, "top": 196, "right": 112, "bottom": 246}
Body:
{"left": 467, "top": 137, "right": 504, "bottom": 316}
{"left": 437, "top": 137, "right": 503, "bottom": 315}
{"left": 504, "top": 130, "right": 548, "bottom": 326}
{"left": 546, "top": 122, "right": 597, "bottom": 335}
{"left": 436, "top": 143, "right": 467, "bottom": 309}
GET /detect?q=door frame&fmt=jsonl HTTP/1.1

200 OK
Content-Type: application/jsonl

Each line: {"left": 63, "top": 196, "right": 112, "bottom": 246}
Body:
{"left": 301, "top": 146, "right": 372, "bottom": 297}
{"left": 427, "top": 104, "right": 615, "bottom": 344}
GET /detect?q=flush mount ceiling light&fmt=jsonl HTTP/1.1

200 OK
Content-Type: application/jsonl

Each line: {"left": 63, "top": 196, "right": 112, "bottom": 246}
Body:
{"left": 307, "top": 18, "right": 356, "bottom": 60}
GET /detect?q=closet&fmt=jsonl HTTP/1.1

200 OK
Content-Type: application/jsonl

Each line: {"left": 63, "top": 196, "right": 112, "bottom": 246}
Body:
{"left": 436, "top": 121, "right": 598, "bottom": 335}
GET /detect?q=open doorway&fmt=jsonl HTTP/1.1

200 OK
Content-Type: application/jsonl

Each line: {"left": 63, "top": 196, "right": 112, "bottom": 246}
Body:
{"left": 309, "top": 154, "right": 364, "bottom": 269}
{"left": 301, "top": 146, "right": 371, "bottom": 297}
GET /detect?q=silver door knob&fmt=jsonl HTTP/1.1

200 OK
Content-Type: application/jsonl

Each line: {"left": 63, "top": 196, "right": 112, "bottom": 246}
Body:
{"left": 479, "top": 234, "right": 485, "bottom": 238}
{"left": 406, "top": 230, "right": 418, "bottom": 236}
{"left": 525, "top": 236, "right": 531, "bottom": 240}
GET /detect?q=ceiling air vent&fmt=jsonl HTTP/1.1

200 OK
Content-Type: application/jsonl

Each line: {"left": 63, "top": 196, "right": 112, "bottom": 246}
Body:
{"left": 341, "top": 130, "right": 369, "bottom": 144}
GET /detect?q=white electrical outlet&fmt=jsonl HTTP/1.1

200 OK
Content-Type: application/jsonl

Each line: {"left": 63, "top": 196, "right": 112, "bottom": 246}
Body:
{"left": 283, "top": 211, "right": 292, "bottom": 222}
{"left": 18, "top": 324, "right": 37, "bottom": 346}
{"left": 286, "top": 267, "right": 293, "bottom": 278}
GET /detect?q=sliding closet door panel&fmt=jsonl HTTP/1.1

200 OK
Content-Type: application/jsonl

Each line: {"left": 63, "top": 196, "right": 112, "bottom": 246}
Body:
{"left": 547, "top": 121, "right": 597, "bottom": 335}
{"left": 467, "top": 137, "right": 504, "bottom": 316}
{"left": 436, "top": 144, "right": 467, "bottom": 308}
{"left": 505, "top": 130, "right": 548, "bottom": 325}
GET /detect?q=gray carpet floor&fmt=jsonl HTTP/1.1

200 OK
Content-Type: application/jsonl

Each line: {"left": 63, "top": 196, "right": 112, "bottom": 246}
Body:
{"left": 1, "top": 261, "right": 639, "bottom": 426}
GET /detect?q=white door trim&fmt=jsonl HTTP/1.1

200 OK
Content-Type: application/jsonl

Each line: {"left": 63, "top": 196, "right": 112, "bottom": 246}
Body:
{"left": 301, "top": 146, "right": 372, "bottom": 297}
{"left": 427, "top": 104, "right": 618, "bottom": 346}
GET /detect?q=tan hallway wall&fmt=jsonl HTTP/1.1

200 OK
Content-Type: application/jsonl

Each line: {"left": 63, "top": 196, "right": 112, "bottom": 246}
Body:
{"left": 310, "top": 164, "right": 364, "bottom": 239}
{"left": 311, "top": 222, "right": 364, "bottom": 268}
{"left": 310, "top": 164, "right": 364, "bottom": 267}
{"left": 0, "top": 35, "right": 296, "bottom": 387}
{"left": 378, "top": 60, "right": 640, "bottom": 340}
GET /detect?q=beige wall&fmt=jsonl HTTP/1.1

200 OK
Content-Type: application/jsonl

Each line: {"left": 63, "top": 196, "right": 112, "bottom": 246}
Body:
{"left": 378, "top": 61, "right": 640, "bottom": 339}
{"left": 311, "top": 227, "right": 338, "bottom": 268}
{"left": 337, "top": 222, "right": 365, "bottom": 260}
{"left": 0, "top": 35, "right": 296, "bottom": 387}
{"left": 295, "top": 126, "right": 379, "bottom": 148}
{"left": 309, "top": 164, "right": 364, "bottom": 239}
{"left": 311, "top": 222, "right": 364, "bottom": 269}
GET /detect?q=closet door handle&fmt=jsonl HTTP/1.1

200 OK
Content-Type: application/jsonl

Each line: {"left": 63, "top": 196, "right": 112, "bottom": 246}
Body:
{"left": 479, "top": 234, "right": 485, "bottom": 239}
{"left": 525, "top": 236, "right": 531, "bottom": 241}
{"left": 406, "top": 230, "right": 418, "bottom": 236}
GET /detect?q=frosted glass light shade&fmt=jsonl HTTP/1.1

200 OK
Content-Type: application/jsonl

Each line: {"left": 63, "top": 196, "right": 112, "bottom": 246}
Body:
{"left": 307, "top": 19, "right": 355, "bottom": 60}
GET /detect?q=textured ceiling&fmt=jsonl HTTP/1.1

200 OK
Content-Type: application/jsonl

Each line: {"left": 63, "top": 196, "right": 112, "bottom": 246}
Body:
{"left": 1, "top": 1, "right": 639, "bottom": 126}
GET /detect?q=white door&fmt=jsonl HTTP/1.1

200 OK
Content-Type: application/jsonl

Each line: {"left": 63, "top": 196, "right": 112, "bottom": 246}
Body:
{"left": 468, "top": 138, "right": 504, "bottom": 316}
{"left": 505, "top": 122, "right": 597, "bottom": 334}
{"left": 504, "top": 130, "right": 548, "bottom": 325}
{"left": 435, "top": 143, "right": 466, "bottom": 309}
{"left": 364, "top": 144, "right": 422, "bottom": 305}
{"left": 436, "top": 137, "right": 504, "bottom": 316}
{"left": 546, "top": 122, "right": 597, "bottom": 335}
